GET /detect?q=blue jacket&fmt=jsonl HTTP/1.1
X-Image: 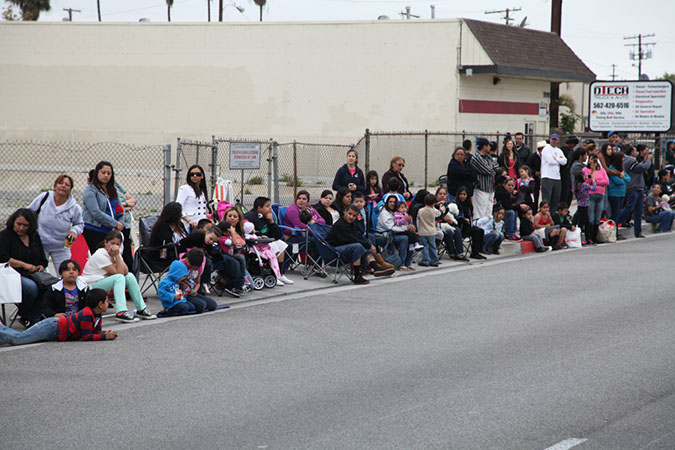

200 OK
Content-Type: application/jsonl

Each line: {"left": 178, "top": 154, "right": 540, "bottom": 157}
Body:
{"left": 82, "top": 184, "right": 120, "bottom": 230}
{"left": 607, "top": 164, "right": 631, "bottom": 198}
{"left": 332, "top": 164, "right": 366, "bottom": 192}
{"left": 158, "top": 261, "right": 189, "bottom": 309}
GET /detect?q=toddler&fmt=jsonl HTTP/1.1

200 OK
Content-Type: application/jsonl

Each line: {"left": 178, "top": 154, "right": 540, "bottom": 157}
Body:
{"left": 243, "top": 221, "right": 286, "bottom": 285}
{"left": 417, "top": 194, "right": 440, "bottom": 266}
{"left": 393, "top": 201, "right": 424, "bottom": 252}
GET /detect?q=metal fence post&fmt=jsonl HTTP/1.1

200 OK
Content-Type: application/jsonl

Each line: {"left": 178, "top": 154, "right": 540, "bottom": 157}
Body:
{"left": 210, "top": 136, "right": 218, "bottom": 199}
{"left": 293, "top": 140, "right": 298, "bottom": 199}
{"left": 272, "top": 141, "right": 279, "bottom": 204}
{"left": 424, "top": 129, "right": 429, "bottom": 189}
{"left": 163, "top": 144, "right": 172, "bottom": 206}
{"left": 267, "top": 140, "right": 273, "bottom": 200}
{"left": 174, "top": 138, "right": 182, "bottom": 200}
{"left": 365, "top": 128, "right": 371, "bottom": 172}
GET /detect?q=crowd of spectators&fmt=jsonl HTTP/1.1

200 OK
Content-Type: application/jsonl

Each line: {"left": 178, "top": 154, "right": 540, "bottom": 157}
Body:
{"left": 1, "top": 133, "right": 673, "bottom": 344}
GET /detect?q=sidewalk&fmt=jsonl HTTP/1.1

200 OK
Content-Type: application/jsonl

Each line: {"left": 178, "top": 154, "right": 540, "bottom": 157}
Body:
{"left": 0, "top": 220, "right": 667, "bottom": 333}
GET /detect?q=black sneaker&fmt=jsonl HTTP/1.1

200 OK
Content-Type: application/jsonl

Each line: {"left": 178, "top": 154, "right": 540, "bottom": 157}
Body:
{"left": 135, "top": 309, "right": 157, "bottom": 320}
{"left": 352, "top": 274, "right": 370, "bottom": 285}
{"left": 418, "top": 262, "right": 430, "bottom": 267}
{"left": 373, "top": 267, "right": 395, "bottom": 277}
{"left": 115, "top": 311, "right": 140, "bottom": 323}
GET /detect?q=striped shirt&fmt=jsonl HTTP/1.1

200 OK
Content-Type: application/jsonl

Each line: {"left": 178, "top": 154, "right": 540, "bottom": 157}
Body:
{"left": 471, "top": 152, "right": 498, "bottom": 193}
{"left": 57, "top": 306, "right": 106, "bottom": 341}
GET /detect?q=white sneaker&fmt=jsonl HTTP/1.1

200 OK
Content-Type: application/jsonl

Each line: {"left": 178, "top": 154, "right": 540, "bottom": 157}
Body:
{"left": 201, "top": 283, "right": 211, "bottom": 294}
{"left": 275, "top": 279, "right": 285, "bottom": 286}
{"left": 278, "top": 275, "right": 294, "bottom": 285}
{"left": 413, "top": 243, "right": 425, "bottom": 251}
{"left": 545, "top": 246, "right": 553, "bottom": 252}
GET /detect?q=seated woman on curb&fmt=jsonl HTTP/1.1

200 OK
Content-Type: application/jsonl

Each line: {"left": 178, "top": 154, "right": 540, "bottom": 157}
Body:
{"left": 494, "top": 176, "right": 524, "bottom": 240}
{"left": 283, "top": 190, "right": 325, "bottom": 238}
{"left": 376, "top": 195, "right": 414, "bottom": 270}
{"left": 81, "top": 230, "right": 157, "bottom": 323}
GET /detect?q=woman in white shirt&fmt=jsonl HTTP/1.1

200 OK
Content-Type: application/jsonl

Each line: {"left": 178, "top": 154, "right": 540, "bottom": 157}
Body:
{"left": 81, "top": 230, "right": 157, "bottom": 323}
{"left": 176, "top": 164, "right": 211, "bottom": 230}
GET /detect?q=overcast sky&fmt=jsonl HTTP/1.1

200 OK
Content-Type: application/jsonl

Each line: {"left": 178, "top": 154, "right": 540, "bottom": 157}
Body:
{"left": 6, "top": 0, "right": 674, "bottom": 81}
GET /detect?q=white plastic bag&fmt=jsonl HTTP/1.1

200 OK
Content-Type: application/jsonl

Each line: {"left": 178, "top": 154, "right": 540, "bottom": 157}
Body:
{"left": 564, "top": 227, "right": 582, "bottom": 248}
{"left": 0, "top": 263, "right": 22, "bottom": 304}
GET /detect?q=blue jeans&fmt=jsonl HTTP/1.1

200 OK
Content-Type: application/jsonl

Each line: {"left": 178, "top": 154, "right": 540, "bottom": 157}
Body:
{"left": 618, "top": 190, "right": 644, "bottom": 236}
{"left": 19, "top": 276, "right": 43, "bottom": 323}
{"left": 483, "top": 231, "right": 504, "bottom": 252}
{"left": 0, "top": 317, "right": 59, "bottom": 345}
{"left": 504, "top": 210, "right": 517, "bottom": 237}
{"left": 419, "top": 235, "right": 438, "bottom": 264}
{"left": 213, "top": 254, "right": 244, "bottom": 289}
{"left": 334, "top": 243, "right": 370, "bottom": 264}
{"left": 608, "top": 196, "right": 624, "bottom": 237}
{"left": 645, "top": 210, "right": 675, "bottom": 232}
{"left": 166, "top": 301, "right": 196, "bottom": 316}
{"left": 588, "top": 194, "right": 605, "bottom": 225}
{"left": 186, "top": 293, "right": 218, "bottom": 312}
{"left": 393, "top": 234, "right": 413, "bottom": 266}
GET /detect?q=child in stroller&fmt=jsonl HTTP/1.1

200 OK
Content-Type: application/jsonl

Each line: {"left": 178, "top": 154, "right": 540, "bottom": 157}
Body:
{"left": 243, "top": 222, "right": 282, "bottom": 289}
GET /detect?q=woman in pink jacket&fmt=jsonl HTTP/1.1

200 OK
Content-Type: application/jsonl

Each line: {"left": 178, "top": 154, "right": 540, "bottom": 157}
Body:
{"left": 582, "top": 154, "right": 609, "bottom": 243}
{"left": 282, "top": 190, "right": 325, "bottom": 238}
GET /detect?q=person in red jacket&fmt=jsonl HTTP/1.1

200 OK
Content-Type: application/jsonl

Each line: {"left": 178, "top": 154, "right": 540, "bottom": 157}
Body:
{"left": 0, "top": 289, "right": 117, "bottom": 345}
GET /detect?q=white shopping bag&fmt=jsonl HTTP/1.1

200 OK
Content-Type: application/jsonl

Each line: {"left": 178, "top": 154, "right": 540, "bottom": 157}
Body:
{"left": 0, "top": 263, "right": 22, "bottom": 304}
{"left": 214, "top": 177, "right": 234, "bottom": 204}
{"left": 564, "top": 228, "right": 582, "bottom": 248}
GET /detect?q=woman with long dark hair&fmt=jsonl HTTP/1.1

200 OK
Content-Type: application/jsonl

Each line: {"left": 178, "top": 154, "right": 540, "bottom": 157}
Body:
{"left": 150, "top": 202, "right": 189, "bottom": 247}
{"left": 332, "top": 187, "right": 353, "bottom": 218}
{"left": 313, "top": 190, "right": 339, "bottom": 225}
{"left": 176, "top": 164, "right": 211, "bottom": 230}
{"left": 82, "top": 161, "right": 124, "bottom": 253}
{"left": 498, "top": 137, "right": 520, "bottom": 180}
{"left": 452, "top": 187, "right": 486, "bottom": 260}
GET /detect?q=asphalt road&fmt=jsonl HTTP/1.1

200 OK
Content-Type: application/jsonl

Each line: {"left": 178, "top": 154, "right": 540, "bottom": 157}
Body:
{"left": 1, "top": 236, "right": 674, "bottom": 449}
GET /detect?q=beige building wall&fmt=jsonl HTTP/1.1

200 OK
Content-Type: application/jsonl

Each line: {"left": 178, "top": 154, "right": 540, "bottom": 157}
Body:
{"left": 0, "top": 20, "right": 464, "bottom": 145}
{"left": 559, "top": 81, "right": 590, "bottom": 132}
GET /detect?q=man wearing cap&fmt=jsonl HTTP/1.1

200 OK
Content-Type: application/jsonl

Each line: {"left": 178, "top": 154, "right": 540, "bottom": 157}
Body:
{"left": 608, "top": 131, "right": 624, "bottom": 153}
{"left": 471, "top": 137, "right": 498, "bottom": 220}
{"left": 526, "top": 140, "right": 547, "bottom": 207}
{"left": 540, "top": 134, "right": 567, "bottom": 210}
{"left": 514, "top": 132, "right": 531, "bottom": 162}
{"left": 560, "top": 136, "right": 579, "bottom": 205}
{"left": 582, "top": 139, "right": 595, "bottom": 150}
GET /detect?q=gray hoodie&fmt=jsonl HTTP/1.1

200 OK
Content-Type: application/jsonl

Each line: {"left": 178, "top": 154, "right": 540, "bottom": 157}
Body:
{"left": 623, "top": 155, "right": 651, "bottom": 192}
{"left": 28, "top": 191, "right": 84, "bottom": 249}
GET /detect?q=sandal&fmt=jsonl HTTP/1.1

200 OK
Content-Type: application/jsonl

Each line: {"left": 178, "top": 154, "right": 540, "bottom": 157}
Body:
{"left": 406, "top": 266, "right": 416, "bottom": 271}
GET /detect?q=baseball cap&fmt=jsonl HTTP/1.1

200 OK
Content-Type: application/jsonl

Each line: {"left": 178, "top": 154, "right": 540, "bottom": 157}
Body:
{"left": 608, "top": 131, "right": 617, "bottom": 137}
{"left": 550, "top": 133, "right": 560, "bottom": 140}
{"left": 583, "top": 139, "right": 595, "bottom": 146}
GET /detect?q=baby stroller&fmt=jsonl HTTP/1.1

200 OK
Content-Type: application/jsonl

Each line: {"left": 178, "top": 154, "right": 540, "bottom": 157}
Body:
{"left": 244, "top": 237, "right": 278, "bottom": 290}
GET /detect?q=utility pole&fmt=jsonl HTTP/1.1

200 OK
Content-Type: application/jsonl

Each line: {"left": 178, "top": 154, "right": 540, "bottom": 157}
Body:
{"left": 549, "top": 0, "right": 562, "bottom": 130}
{"left": 609, "top": 64, "right": 617, "bottom": 81}
{"left": 624, "top": 33, "right": 656, "bottom": 79}
{"left": 96, "top": 0, "right": 101, "bottom": 21}
{"left": 430, "top": 4, "right": 435, "bottom": 19}
{"left": 400, "top": 6, "right": 420, "bottom": 19}
{"left": 63, "top": 8, "right": 81, "bottom": 21}
{"left": 485, "top": 7, "right": 522, "bottom": 25}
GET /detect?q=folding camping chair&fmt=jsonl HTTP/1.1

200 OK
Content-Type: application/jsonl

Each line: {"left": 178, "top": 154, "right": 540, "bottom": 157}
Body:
{"left": 305, "top": 223, "right": 354, "bottom": 284}
{"left": 133, "top": 216, "right": 178, "bottom": 295}
{"left": 272, "top": 204, "right": 319, "bottom": 277}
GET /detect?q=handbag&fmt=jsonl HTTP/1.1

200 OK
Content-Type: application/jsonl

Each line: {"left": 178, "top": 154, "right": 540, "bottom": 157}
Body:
{"left": 596, "top": 219, "right": 617, "bottom": 243}
{"left": 381, "top": 235, "right": 403, "bottom": 268}
{"left": 26, "top": 271, "right": 60, "bottom": 290}
{"left": 0, "top": 263, "right": 22, "bottom": 304}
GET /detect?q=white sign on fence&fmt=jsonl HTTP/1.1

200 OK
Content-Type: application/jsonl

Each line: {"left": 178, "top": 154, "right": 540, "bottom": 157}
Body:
{"left": 589, "top": 80, "right": 673, "bottom": 132}
{"left": 229, "top": 142, "right": 261, "bottom": 170}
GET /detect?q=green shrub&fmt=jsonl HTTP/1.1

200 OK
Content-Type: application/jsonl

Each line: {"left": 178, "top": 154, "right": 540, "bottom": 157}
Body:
{"left": 247, "top": 176, "right": 264, "bottom": 185}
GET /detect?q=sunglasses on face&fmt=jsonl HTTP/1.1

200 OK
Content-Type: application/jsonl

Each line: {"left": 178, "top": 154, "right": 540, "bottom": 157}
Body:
{"left": 397, "top": 163, "right": 405, "bottom": 167}
{"left": 190, "top": 172, "right": 204, "bottom": 177}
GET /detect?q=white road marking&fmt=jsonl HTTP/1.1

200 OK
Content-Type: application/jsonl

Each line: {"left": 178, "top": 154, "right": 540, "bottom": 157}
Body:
{"left": 545, "top": 438, "right": 588, "bottom": 450}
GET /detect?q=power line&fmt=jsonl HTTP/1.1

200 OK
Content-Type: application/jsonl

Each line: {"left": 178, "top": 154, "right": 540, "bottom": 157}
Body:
{"left": 63, "top": 7, "right": 81, "bottom": 21}
{"left": 609, "top": 64, "right": 617, "bottom": 81}
{"left": 484, "top": 6, "right": 521, "bottom": 25}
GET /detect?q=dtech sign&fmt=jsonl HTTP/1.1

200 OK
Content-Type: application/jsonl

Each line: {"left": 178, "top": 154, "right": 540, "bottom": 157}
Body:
{"left": 589, "top": 80, "right": 673, "bottom": 132}
{"left": 593, "top": 85, "right": 630, "bottom": 97}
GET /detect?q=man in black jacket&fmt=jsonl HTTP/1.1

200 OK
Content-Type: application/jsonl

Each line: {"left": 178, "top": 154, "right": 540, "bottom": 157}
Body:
{"left": 326, "top": 205, "right": 395, "bottom": 285}
{"left": 243, "top": 197, "right": 282, "bottom": 240}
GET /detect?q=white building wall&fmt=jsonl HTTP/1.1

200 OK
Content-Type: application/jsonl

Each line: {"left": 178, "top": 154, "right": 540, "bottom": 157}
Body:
{"left": 559, "top": 81, "right": 590, "bottom": 132}
{"left": 0, "top": 20, "right": 463, "bottom": 145}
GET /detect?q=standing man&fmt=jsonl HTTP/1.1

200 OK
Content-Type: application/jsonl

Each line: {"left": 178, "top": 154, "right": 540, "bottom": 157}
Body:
{"left": 514, "top": 132, "right": 531, "bottom": 163}
{"left": 665, "top": 140, "right": 675, "bottom": 166}
{"left": 608, "top": 131, "right": 623, "bottom": 153}
{"left": 471, "top": 137, "right": 498, "bottom": 220}
{"left": 560, "top": 136, "right": 578, "bottom": 205}
{"left": 617, "top": 145, "right": 652, "bottom": 238}
{"left": 540, "top": 133, "right": 567, "bottom": 209}
{"left": 462, "top": 139, "right": 473, "bottom": 164}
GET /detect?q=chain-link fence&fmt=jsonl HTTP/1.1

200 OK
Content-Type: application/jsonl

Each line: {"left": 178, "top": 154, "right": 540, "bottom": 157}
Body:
{"left": 0, "top": 141, "right": 170, "bottom": 222}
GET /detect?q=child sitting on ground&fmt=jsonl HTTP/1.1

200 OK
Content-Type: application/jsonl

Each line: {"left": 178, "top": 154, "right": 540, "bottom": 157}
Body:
{"left": 158, "top": 260, "right": 196, "bottom": 316}
{"left": 533, "top": 201, "right": 567, "bottom": 250}
{"left": 179, "top": 248, "right": 218, "bottom": 312}
{"left": 519, "top": 207, "right": 551, "bottom": 253}
{"left": 417, "top": 193, "right": 440, "bottom": 266}
{"left": 393, "top": 201, "right": 424, "bottom": 252}
{"left": 0, "top": 289, "right": 117, "bottom": 345}
{"left": 42, "top": 259, "right": 89, "bottom": 318}
{"left": 477, "top": 206, "right": 506, "bottom": 255}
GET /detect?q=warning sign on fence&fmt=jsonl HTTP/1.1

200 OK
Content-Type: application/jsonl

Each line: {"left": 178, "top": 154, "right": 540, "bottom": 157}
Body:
{"left": 229, "top": 142, "right": 261, "bottom": 170}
